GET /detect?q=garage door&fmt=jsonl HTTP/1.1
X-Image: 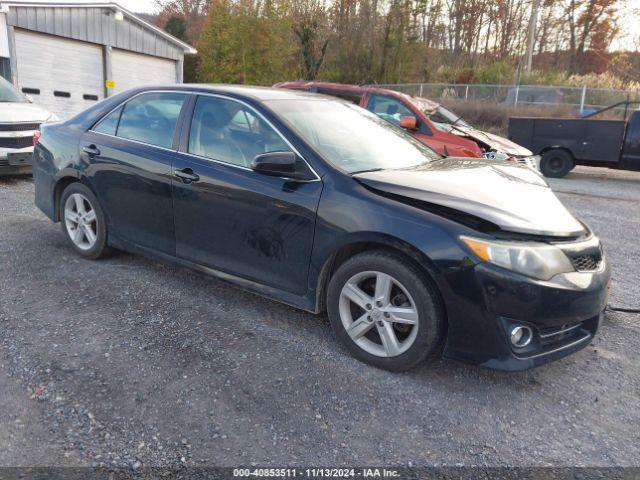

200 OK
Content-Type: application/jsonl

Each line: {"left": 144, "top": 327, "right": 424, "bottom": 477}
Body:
{"left": 111, "top": 49, "right": 176, "bottom": 94}
{"left": 15, "top": 30, "right": 104, "bottom": 119}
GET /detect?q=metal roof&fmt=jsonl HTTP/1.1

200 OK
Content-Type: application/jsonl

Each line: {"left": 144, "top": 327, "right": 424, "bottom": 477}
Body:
{"left": 0, "top": 1, "right": 197, "bottom": 54}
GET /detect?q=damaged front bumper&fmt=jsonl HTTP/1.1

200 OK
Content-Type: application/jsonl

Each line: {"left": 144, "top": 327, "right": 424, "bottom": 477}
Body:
{"left": 441, "top": 246, "right": 611, "bottom": 371}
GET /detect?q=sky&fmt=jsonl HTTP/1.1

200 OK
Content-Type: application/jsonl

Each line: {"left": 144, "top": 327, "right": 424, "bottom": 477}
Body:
{"left": 116, "top": 0, "right": 158, "bottom": 13}
{"left": 32, "top": 0, "right": 640, "bottom": 52}
{"left": 36, "top": 0, "right": 160, "bottom": 13}
{"left": 614, "top": 0, "right": 640, "bottom": 51}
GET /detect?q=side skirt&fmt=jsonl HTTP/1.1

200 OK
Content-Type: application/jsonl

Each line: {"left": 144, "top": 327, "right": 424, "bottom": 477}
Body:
{"left": 108, "top": 235, "right": 319, "bottom": 314}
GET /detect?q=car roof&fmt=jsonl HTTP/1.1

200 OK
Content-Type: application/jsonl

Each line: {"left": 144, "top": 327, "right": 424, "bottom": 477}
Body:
{"left": 166, "top": 84, "right": 326, "bottom": 102}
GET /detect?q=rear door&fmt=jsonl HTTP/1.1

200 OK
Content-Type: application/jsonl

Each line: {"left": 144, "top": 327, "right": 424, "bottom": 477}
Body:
{"left": 171, "top": 94, "right": 322, "bottom": 294}
{"left": 81, "top": 91, "right": 188, "bottom": 255}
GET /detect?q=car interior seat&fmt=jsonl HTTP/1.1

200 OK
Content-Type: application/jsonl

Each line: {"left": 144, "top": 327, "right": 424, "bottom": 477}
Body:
{"left": 193, "top": 109, "right": 247, "bottom": 167}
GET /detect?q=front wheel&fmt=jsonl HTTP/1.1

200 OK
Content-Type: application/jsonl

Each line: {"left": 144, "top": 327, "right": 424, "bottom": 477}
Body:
{"left": 59, "top": 182, "right": 111, "bottom": 260}
{"left": 327, "top": 250, "right": 445, "bottom": 371}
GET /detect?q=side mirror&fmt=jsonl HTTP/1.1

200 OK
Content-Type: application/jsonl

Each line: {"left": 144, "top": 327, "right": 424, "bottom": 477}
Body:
{"left": 251, "top": 151, "right": 314, "bottom": 181}
{"left": 400, "top": 116, "right": 418, "bottom": 130}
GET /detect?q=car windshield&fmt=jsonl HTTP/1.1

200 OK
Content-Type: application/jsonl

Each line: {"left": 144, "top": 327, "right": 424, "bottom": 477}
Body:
{"left": 0, "top": 76, "right": 27, "bottom": 103}
{"left": 266, "top": 99, "right": 441, "bottom": 174}
{"left": 424, "top": 105, "right": 469, "bottom": 131}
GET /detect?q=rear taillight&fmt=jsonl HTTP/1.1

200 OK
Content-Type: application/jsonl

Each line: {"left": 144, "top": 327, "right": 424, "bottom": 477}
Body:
{"left": 33, "top": 130, "right": 41, "bottom": 146}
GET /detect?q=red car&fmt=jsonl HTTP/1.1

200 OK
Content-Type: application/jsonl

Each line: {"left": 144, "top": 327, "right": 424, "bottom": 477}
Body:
{"left": 274, "top": 81, "right": 537, "bottom": 167}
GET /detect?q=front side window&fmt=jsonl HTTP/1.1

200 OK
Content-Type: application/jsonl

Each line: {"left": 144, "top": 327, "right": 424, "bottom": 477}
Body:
{"left": 366, "top": 94, "right": 415, "bottom": 126}
{"left": 116, "top": 92, "right": 186, "bottom": 149}
{"left": 188, "top": 96, "right": 290, "bottom": 167}
{"left": 267, "top": 99, "right": 441, "bottom": 174}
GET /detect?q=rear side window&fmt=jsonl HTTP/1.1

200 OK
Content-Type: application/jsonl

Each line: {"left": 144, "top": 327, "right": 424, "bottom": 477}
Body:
{"left": 93, "top": 106, "right": 123, "bottom": 136}
{"left": 116, "top": 92, "right": 186, "bottom": 149}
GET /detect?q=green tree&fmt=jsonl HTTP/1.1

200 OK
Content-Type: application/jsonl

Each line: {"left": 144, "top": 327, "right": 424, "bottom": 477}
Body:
{"left": 164, "top": 14, "right": 187, "bottom": 40}
{"left": 197, "top": 0, "right": 295, "bottom": 85}
{"left": 164, "top": 14, "right": 199, "bottom": 83}
{"left": 294, "top": 19, "right": 329, "bottom": 80}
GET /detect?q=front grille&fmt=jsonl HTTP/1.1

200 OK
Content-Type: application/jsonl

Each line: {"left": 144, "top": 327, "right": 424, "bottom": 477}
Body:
{"left": 571, "top": 254, "right": 602, "bottom": 272}
{"left": 515, "top": 157, "right": 535, "bottom": 167}
{"left": 0, "top": 136, "right": 33, "bottom": 149}
{"left": 0, "top": 122, "right": 40, "bottom": 132}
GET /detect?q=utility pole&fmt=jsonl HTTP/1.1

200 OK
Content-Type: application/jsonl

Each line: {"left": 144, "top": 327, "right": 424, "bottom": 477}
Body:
{"left": 525, "top": 0, "right": 541, "bottom": 77}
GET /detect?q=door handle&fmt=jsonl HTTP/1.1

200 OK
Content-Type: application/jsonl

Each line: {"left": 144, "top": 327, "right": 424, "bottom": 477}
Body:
{"left": 174, "top": 168, "right": 200, "bottom": 183}
{"left": 82, "top": 144, "right": 101, "bottom": 156}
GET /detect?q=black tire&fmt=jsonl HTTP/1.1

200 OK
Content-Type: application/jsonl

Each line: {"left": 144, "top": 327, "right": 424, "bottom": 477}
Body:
{"left": 59, "top": 182, "right": 111, "bottom": 260}
{"left": 540, "top": 149, "right": 574, "bottom": 178}
{"left": 327, "top": 250, "right": 445, "bottom": 372}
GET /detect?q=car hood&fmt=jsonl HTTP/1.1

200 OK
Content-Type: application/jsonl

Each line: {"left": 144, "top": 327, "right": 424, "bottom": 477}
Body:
{"left": 0, "top": 102, "right": 52, "bottom": 123}
{"left": 452, "top": 125, "right": 532, "bottom": 157}
{"left": 353, "top": 158, "right": 585, "bottom": 237}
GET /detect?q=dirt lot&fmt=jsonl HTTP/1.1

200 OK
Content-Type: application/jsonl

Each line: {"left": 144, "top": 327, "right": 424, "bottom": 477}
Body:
{"left": 0, "top": 166, "right": 638, "bottom": 469}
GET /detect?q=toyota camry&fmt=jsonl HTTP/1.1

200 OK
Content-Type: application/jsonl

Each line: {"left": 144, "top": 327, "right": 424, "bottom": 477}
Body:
{"left": 33, "top": 85, "right": 611, "bottom": 371}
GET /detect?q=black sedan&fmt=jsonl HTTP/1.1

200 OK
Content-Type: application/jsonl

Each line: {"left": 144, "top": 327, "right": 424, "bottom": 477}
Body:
{"left": 33, "top": 85, "right": 611, "bottom": 372}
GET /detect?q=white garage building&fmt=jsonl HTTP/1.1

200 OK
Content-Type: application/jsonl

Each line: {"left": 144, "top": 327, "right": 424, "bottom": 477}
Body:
{"left": 0, "top": 1, "right": 196, "bottom": 118}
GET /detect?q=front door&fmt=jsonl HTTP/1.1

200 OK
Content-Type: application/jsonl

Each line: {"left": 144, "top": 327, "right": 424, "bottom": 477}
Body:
{"left": 171, "top": 95, "right": 323, "bottom": 294}
{"left": 82, "top": 91, "right": 188, "bottom": 255}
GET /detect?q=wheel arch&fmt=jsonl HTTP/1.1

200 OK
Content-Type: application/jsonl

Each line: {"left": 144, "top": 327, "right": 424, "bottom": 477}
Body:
{"left": 313, "top": 234, "right": 448, "bottom": 322}
{"left": 52, "top": 171, "right": 81, "bottom": 222}
{"left": 540, "top": 146, "right": 576, "bottom": 159}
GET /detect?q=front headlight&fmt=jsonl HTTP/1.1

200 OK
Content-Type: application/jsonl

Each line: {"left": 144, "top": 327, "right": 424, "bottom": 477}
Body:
{"left": 461, "top": 236, "right": 574, "bottom": 280}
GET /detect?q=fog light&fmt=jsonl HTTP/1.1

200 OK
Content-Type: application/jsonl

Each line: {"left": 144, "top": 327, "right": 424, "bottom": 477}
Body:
{"left": 510, "top": 326, "right": 532, "bottom": 347}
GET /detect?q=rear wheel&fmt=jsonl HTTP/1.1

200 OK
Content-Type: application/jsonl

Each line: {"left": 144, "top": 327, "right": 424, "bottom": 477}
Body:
{"left": 60, "top": 183, "right": 110, "bottom": 259}
{"left": 540, "top": 149, "right": 574, "bottom": 178}
{"left": 327, "top": 250, "right": 444, "bottom": 371}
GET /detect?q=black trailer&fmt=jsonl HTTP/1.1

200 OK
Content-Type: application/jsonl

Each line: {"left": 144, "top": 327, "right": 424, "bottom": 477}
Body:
{"left": 508, "top": 101, "right": 640, "bottom": 177}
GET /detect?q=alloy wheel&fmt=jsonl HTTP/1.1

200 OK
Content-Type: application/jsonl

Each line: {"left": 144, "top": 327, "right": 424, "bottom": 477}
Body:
{"left": 64, "top": 193, "right": 98, "bottom": 251}
{"left": 548, "top": 156, "right": 563, "bottom": 173}
{"left": 338, "top": 271, "right": 419, "bottom": 357}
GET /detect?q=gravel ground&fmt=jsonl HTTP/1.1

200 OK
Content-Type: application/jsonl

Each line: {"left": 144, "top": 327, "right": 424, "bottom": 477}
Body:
{"left": 0, "top": 166, "right": 638, "bottom": 469}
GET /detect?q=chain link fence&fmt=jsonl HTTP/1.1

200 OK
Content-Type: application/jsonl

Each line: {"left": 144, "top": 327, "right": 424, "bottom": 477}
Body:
{"left": 376, "top": 83, "right": 640, "bottom": 114}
